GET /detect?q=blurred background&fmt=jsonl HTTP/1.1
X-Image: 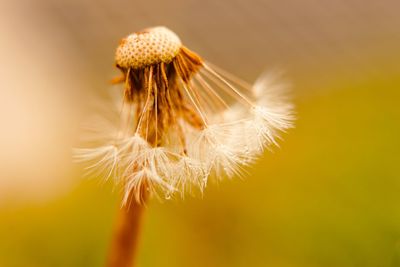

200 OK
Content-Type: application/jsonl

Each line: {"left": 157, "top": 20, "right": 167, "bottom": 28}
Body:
{"left": 1, "top": 0, "right": 400, "bottom": 266}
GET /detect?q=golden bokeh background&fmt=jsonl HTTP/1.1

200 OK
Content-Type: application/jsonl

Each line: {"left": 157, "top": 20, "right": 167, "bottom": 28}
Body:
{"left": 1, "top": 0, "right": 400, "bottom": 266}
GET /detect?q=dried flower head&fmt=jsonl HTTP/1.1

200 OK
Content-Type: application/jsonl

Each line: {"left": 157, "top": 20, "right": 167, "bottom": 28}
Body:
{"left": 75, "top": 26, "right": 294, "bottom": 204}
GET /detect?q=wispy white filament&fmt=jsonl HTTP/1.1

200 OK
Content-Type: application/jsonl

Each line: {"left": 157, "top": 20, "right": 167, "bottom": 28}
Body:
{"left": 74, "top": 64, "right": 294, "bottom": 203}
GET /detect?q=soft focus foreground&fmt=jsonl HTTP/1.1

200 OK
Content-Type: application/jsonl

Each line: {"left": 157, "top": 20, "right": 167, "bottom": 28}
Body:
{"left": 1, "top": 0, "right": 400, "bottom": 266}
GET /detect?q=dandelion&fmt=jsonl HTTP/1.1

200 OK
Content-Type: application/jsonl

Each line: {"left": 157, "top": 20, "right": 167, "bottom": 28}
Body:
{"left": 74, "top": 26, "right": 294, "bottom": 267}
{"left": 75, "top": 26, "right": 293, "bottom": 203}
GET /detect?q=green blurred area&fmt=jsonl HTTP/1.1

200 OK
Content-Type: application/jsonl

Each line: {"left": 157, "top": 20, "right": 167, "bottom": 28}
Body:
{"left": 1, "top": 70, "right": 399, "bottom": 267}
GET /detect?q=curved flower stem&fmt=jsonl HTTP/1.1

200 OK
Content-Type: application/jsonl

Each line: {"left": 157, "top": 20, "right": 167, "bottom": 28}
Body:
{"left": 106, "top": 196, "right": 147, "bottom": 267}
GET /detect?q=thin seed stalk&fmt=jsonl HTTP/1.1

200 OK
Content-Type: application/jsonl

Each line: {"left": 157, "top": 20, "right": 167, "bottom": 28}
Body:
{"left": 106, "top": 193, "right": 147, "bottom": 267}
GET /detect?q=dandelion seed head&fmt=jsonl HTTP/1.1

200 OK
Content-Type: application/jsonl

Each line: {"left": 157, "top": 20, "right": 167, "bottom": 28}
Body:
{"left": 75, "top": 26, "right": 294, "bottom": 204}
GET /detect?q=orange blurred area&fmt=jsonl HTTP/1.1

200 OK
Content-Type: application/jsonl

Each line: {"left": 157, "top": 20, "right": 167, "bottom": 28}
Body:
{"left": 0, "top": 0, "right": 400, "bottom": 266}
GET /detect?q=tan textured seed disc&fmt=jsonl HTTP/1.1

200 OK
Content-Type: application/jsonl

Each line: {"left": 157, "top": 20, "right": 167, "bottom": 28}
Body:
{"left": 115, "top": 26, "right": 182, "bottom": 69}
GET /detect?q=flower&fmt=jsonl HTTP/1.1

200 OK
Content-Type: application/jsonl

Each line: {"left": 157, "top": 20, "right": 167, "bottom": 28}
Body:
{"left": 74, "top": 26, "right": 294, "bottom": 204}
